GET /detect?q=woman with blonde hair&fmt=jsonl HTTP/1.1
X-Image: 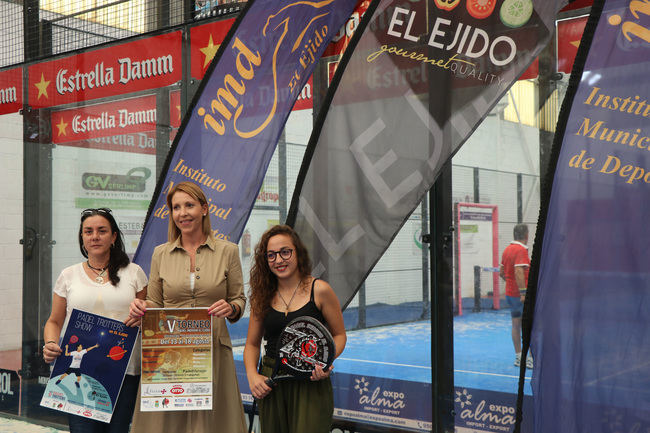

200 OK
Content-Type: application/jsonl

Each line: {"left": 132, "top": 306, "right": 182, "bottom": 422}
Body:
{"left": 244, "top": 224, "right": 346, "bottom": 433}
{"left": 128, "top": 181, "right": 247, "bottom": 432}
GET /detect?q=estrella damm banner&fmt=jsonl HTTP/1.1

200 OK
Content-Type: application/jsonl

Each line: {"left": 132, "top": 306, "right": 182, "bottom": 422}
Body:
{"left": 133, "top": 0, "right": 359, "bottom": 275}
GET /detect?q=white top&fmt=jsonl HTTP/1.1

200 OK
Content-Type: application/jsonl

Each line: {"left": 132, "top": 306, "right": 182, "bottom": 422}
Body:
{"left": 69, "top": 349, "right": 88, "bottom": 368}
{"left": 53, "top": 262, "right": 148, "bottom": 375}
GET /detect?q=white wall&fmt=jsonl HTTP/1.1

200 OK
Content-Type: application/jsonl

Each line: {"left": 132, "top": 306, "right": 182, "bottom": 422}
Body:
{"left": 454, "top": 113, "right": 540, "bottom": 177}
{"left": 0, "top": 112, "right": 23, "bottom": 350}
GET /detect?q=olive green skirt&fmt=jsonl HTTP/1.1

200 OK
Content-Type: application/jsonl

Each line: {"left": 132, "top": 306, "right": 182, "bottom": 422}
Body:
{"left": 258, "top": 356, "right": 334, "bottom": 433}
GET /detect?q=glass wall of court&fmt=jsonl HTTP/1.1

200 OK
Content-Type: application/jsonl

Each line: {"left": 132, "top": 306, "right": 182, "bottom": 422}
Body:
{"left": 0, "top": 1, "right": 589, "bottom": 432}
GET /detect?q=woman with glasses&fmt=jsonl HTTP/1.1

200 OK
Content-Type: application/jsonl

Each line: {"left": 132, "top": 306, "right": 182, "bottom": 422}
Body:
{"left": 243, "top": 225, "right": 346, "bottom": 433}
{"left": 127, "top": 181, "right": 247, "bottom": 433}
{"left": 43, "top": 208, "right": 148, "bottom": 433}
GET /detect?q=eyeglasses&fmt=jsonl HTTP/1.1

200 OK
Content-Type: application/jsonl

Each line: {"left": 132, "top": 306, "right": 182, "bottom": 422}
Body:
{"left": 81, "top": 208, "right": 112, "bottom": 217}
{"left": 266, "top": 248, "right": 293, "bottom": 262}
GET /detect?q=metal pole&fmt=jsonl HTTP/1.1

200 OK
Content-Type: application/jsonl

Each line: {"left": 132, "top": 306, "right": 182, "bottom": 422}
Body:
{"left": 22, "top": 0, "right": 57, "bottom": 421}
{"left": 430, "top": 162, "right": 455, "bottom": 433}
{"left": 421, "top": 197, "right": 430, "bottom": 320}
{"left": 473, "top": 265, "right": 481, "bottom": 313}
{"left": 278, "top": 131, "right": 287, "bottom": 223}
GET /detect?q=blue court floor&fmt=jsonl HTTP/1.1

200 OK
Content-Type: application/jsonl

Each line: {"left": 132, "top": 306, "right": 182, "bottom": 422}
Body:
{"left": 4, "top": 308, "right": 530, "bottom": 431}
{"left": 233, "top": 307, "right": 532, "bottom": 395}
{"left": 453, "top": 309, "right": 533, "bottom": 395}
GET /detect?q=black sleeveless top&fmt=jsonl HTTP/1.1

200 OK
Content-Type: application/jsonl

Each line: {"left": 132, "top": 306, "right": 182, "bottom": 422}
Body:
{"left": 263, "top": 278, "right": 327, "bottom": 359}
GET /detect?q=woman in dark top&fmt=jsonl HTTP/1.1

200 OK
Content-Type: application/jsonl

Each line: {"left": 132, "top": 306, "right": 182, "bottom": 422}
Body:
{"left": 243, "top": 225, "right": 346, "bottom": 433}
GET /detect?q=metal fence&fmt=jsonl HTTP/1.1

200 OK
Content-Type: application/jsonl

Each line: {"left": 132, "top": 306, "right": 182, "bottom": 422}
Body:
{"left": 1, "top": 0, "right": 249, "bottom": 67}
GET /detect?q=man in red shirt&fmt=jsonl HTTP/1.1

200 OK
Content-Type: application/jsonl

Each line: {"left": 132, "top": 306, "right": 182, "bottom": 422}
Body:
{"left": 500, "top": 224, "right": 532, "bottom": 368}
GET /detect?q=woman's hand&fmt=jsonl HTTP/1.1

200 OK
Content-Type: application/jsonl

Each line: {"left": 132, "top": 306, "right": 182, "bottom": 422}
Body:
{"left": 207, "top": 299, "right": 234, "bottom": 318}
{"left": 125, "top": 298, "right": 148, "bottom": 327}
{"left": 248, "top": 372, "right": 273, "bottom": 399}
{"left": 310, "top": 364, "right": 333, "bottom": 381}
{"left": 43, "top": 341, "right": 62, "bottom": 364}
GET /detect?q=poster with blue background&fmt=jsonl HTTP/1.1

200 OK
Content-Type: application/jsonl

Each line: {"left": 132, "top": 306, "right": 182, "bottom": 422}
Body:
{"left": 41, "top": 309, "right": 138, "bottom": 423}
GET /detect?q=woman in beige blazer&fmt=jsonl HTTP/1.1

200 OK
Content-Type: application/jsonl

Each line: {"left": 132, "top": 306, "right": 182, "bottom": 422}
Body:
{"left": 127, "top": 181, "right": 247, "bottom": 432}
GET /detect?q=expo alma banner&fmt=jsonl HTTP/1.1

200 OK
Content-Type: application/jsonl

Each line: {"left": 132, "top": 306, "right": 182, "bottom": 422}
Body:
{"left": 133, "top": 0, "right": 360, "bottom": 275}
{"left": 287, "top": 0, "right": 568, "bottom": 308}
{"left": 515, "top": 1, "right": 650, "bottom": 432}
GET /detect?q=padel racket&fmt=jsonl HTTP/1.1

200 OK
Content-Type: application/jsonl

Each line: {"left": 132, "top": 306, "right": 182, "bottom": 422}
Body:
{"left": 265, "top": 316, "right": 335, "bottom": 386}
{"left": 247, "top": 316, "right": 336, "bottom": 433}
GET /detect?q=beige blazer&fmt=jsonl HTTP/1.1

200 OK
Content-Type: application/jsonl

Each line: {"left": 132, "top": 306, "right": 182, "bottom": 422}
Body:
{"left": 131, "top": 235, "right": 247, "bottom": 432}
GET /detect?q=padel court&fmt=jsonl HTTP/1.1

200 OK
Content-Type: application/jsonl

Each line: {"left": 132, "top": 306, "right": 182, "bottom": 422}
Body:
{"left": 231, "top": 308, "right": 533, "bottom": 396}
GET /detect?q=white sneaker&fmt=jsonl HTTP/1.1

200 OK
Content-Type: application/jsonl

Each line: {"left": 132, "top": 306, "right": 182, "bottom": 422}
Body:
{"left": 526, "top": 356, "right": 534, "bottom": 369}
{"left": 514, "top": 352, "right": 521, "bottom": 367}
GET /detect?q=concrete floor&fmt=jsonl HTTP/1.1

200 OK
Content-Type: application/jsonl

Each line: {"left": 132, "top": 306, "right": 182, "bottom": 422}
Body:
{"left": 0, "top": 414, "right": 66, "bottom": 433}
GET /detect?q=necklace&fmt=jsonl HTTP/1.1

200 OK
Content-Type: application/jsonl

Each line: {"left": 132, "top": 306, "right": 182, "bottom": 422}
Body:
{"left": 87, "top": 261, "right": 108, "bottom": 284}
{"left": 278, "top": 279, "right": 302, "bottom": 317}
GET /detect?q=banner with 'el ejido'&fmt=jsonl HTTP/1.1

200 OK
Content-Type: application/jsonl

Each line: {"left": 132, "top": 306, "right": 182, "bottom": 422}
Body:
{"left": 288, "top": 0, "right": 567, "bottom": 308}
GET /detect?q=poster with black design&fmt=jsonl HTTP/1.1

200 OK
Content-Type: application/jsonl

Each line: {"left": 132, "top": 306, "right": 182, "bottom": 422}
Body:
{"left": 40, "top": 309, "right": 139, "bottom": 423}
{"left": 140, "top": 308, "right": 212, "bottom": 411}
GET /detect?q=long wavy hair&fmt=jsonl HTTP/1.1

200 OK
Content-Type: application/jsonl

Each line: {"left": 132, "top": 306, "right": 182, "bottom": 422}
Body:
{"left": 249, "top": 225, "right": 312, "bottom": 317}
{"left": 166, "top": 181, "right": 212, "bottom": 242}
{"left": 78, "top": 208, "right": 129, "bottom": 286}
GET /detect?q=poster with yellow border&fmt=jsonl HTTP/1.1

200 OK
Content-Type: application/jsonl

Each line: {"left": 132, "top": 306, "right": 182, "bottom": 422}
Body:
{"left": 140, "top": 308, "right": 212, "bottom": 411}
